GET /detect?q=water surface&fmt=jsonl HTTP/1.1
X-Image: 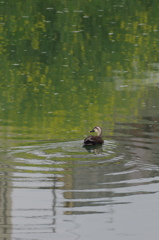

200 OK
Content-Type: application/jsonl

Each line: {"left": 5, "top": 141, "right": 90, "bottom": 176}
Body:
{"left": 1, "top": 1, "right": 159, "bottom": 239}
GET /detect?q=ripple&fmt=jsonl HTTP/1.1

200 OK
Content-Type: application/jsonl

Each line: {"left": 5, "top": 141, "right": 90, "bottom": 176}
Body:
{"left": 8, "top": 140, "right": 120, "bottom": 169}
{"left": 3, "top": 137, "right": 159, "bottom": 215}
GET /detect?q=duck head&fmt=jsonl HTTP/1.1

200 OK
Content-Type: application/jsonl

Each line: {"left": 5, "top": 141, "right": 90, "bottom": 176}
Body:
{"left": 90, "top": 126, "right": 102, "bottom": 137}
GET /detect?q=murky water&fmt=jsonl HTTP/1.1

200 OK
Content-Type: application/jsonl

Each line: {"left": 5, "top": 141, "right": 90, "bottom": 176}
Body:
{"left": 1, "top": 0, "right": 159, "bottom": 239}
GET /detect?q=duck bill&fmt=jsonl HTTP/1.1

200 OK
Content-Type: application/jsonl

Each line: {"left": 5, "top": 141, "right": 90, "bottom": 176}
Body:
{"left": 90, "top": 130, "right": 95, "bottom": 133}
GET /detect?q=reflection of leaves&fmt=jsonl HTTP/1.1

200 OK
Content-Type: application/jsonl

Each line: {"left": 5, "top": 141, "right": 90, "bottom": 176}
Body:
{"left": 1, "top": 0, "right": 159, "bottom": 142}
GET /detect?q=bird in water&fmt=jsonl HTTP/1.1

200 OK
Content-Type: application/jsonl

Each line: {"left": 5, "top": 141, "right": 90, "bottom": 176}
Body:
{"left": 83, "top": 126, "right": 104, "bottom": 146}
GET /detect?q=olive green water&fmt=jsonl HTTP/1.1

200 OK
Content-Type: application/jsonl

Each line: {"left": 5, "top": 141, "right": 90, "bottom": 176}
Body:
{"left": 1, "top": 1, "right": 159, "bottom": 239}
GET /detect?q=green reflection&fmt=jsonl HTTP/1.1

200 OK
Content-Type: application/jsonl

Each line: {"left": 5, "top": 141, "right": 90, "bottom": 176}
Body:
{"left": 1, "top": 0, "right": 159, "bottom": 146}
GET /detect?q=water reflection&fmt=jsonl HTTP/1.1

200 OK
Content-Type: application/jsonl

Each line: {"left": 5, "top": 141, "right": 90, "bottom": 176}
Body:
{"left": 0, "top": 114, "right": 159, "bottom": 238}
{"left": 0, "top": 167, "right": 12, "bottom": 240}
{"left": 2, "top": 0, "right": 159, "bottom": 238}
{"left": 8, "top": 115, "right": 159, "bottom": 214}
{"left": 83, "top": 144, "right": 103, "bottom": 154}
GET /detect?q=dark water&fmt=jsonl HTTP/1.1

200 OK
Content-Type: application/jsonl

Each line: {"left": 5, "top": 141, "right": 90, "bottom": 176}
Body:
{"left": 1, "top": 1, "right": 159, "bottom": 239}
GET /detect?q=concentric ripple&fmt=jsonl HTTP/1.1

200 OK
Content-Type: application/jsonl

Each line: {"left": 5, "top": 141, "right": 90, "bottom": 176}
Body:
{"left": 6, "top": 137, "right": 159, "bottom": 204}
{"left": 1, "top": 131, "right": 159, "bottom": 238}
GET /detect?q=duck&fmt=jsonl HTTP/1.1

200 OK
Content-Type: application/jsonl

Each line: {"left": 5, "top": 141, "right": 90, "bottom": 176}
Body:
{"left": 83, "top": 126, "right": 104, "bottom": 146}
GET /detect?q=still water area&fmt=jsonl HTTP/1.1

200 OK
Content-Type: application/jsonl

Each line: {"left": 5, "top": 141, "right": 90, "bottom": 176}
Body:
{"left": 1, "top": 1, "right": 159, "bottom": 240}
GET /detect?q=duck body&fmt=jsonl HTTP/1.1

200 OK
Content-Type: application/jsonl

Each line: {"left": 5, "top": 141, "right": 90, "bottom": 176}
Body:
{"left": 83, "top": 126, "right": 104, "bottom": 146}
{"left": 84, "top": 135, "right": 104, "bottom": 145}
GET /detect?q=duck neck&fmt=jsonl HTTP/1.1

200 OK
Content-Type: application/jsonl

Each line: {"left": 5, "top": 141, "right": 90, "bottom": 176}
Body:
{"left": 97, "top": 129, "right": 102, "bottom": 137}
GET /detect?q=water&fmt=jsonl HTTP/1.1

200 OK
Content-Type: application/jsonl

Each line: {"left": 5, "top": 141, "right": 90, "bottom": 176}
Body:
{"left": 1, "top": 0, "right": 159, "bottom": 239}
{"left": 3, "top": 111, "right": 159, "bottom": 239}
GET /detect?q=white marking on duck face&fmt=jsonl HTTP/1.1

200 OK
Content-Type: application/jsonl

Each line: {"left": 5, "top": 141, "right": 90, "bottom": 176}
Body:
{"left": 93, "top": 126, "right": 102, "bottom": 136}
{"left": 94, "top": 126, "right": 101, "bottom": 132}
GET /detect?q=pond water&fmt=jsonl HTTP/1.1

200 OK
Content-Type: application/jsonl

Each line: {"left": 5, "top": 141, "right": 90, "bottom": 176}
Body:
{"left": 1, "top": 1, "right": 159, "bottom": 240}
